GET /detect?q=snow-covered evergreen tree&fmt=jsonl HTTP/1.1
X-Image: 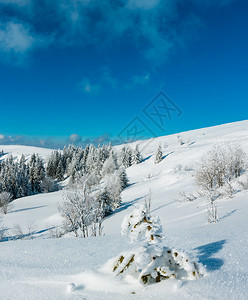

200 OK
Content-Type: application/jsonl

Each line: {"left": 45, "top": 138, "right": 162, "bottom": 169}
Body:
{"left": 118, "top": 168, "right": 128, "bottom": 190}
{"left": 119, "top": 146, "right": 132, "bottom": 168}
{"left": 122, "top": 205, "right": 163, "bottom": 244}
{"left": 132, "top": 145, "right": 141, "bottom": 165}
{"left": 101, "top": 154, "right": 117, "bottom": 177}
{"left": 0, "top": 156, "right": 33, "bottom": 200}
{"left": 155, "top": 144, "right": 163, "bottom": 164}
{"left": 56, "top": 160, "right": 64, "bottom": 182}
{"left": 97, "top": 187, "right": 113, "bottom": 217}
{"left": 106, "top": 204, "right": 205, "bottom": 284}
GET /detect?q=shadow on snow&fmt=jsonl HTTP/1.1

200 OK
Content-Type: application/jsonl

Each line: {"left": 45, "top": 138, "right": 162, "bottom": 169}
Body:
{"left": 151, "top": 200, "right": 177, "bottom": 213}
{"left": 108, "top": 196, "right": 144, "bottom": 218}
{"left": 10, "top": 205, "right": 48, "bottom": 214}
{"left": 141, "top": 155, "right": 152, "bottom": 163}
{"left": 0, "top": 226, "right": 55, "bottom": 242}
{"left": 162, "top": 151, "right": 174, "bottom": 160}
{"left": 195, "top": 239, "right": 226, "bottom": 272}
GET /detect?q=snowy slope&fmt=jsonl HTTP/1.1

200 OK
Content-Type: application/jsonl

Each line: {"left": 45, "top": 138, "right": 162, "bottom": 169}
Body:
{"left": 1, "top": 120, "right": 248, "bottom": 299}
{"left": 0, "top": 145, "right": 53, "bottom": 162}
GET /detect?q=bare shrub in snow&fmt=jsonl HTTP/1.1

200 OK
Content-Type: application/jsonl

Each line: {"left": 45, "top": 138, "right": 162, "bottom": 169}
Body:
{"left": 104, "top": 204, "right": 205, "bottom": 284}
{"left": 195, "top": 145, "right": 246, "bottom": 192}
{"left": 12, "top": 224, "right": 25, "bottom": 240}
{"left": 59, "top": 165, "right": 127, "bottom": 237}
{"left": 59, "top": 191, "right": 90, "bottom": 238}
{"left": 144, "top": 189, "right": 152, "bottom": 213}
{"left": 180, "top": 191, "right": 198, "bottom": 202}
{"left": 59, "top": 189, "right": 104, "bottom": 238}
{"left": 206, "top": 199, "right": 218, "bottom": 224}
{"left": 11, "top": 220, "right": 36, "bottom": 240}
{"left": 49, "top": 226, "right": 64, "bottom": 239}
{"left": 0, "top": 192, "right": 13, "bottom": 214}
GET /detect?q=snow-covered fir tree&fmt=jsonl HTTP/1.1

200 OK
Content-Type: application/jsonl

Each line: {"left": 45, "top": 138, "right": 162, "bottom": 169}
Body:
{"left": 97, "top": 187, "right": 113, "bottom": 217}
{"left": 0, "top": 153, "right": 46, "bottom": 201}
{"left": 56, "top": 160, "right": 64, "bottom": 182}
{"left": 101, "top": 154, "right": 117, "bottom": 177}
{"left": 155, "top": 144, "right": 163, "bottom": 164}
{"left": 106, "top": 204, "right": 205, "bottom": 284}
{"left": 132, "top": 145, "right": 141, "bottom": 165}
{"left": 119, "top": 146, "right": 132, "bottom": 168}
{"left": 118, "top": 168, "right": 128, "bottom": 190}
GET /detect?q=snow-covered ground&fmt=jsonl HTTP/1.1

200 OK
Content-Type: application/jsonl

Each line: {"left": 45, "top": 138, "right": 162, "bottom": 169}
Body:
{"left": 0, "top": 145, "right": 53, "bottom": 162}
{"left": 1, "top": 120, "right": 248, "bottom": 299}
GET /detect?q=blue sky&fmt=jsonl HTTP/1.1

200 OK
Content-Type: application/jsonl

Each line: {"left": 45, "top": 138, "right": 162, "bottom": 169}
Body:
{"left": 0, "top": 0, "right": 247, "bottom": 148}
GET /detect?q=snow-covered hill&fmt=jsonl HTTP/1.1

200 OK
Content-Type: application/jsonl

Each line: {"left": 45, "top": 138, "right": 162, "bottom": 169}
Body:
{"left": 0, "top": 145, "right": 53, "bottom": 162}
{"left": 1, "top": 120, "right": 248, "bottom": 299}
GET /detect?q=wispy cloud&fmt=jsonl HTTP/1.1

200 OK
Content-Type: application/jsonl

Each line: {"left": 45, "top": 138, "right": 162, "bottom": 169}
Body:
{"left": 0, "top": 22, "right": 35, "bottom": 64}
{"left": 0, "top": 20, "right": 51, "bottom": 65}
{"left": 126, "top": 73, "right": 150, "bottom": 89}
{"left": 0, "top": 132, "right": 120, "bottom": 149}
{"left": 0, "top": 0, "right": 237, "bottom": 66}
{"left": 0, "top": 133, "right": 62, "bottom": 148}
{"left": 77, "top": 67, "right": 117, "bottom": 94}
{"left": 77, "top": 78, "right": 100, "bottom": 94}
{"left": 69, "top": 134, "right": 82, "bottom": 144}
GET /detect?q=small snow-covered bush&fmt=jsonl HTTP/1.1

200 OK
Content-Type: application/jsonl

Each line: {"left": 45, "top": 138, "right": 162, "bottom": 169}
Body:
{"left": 104, "top": 204, "right": 205, "bottom": 285}
{"left": 110, "top": 246, "right": 203, "bottom": 284}
{"left": 121, "top": 205, "right": 163, "bottom": 244}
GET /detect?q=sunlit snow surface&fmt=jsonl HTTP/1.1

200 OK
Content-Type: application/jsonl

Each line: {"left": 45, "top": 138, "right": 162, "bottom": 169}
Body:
{"left": 1, "top": 120, "right": 248, "bottom": 299}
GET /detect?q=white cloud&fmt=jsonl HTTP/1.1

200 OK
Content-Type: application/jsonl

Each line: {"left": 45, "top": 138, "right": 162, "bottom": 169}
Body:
{"left": 126, "top": 72, "right": 150, "bottom": 89}
{"left": 0, "top": 0, "right": 237, "bottom": 66}
{"left": 0, "top": 133, "right": 71, "bottom": 148}
{"left": 132, "top": 73, "right": 150, "bottom": 85}
{"left": 0, "top": 22, "right": 34, "bottom": 53}
{"left": 78, "top": 78, "right": 100, "bottom": 94}
{"left": 100, "top": 67, "right": 118, "bottom": 88}
{"left": 77, "top": 67, "right": 118, "bottom": 94}
{"left": 0, "top": 21, "right": 43, "bottom": 64}
{"left": 69, "top": 134, "right": 82, "bottom": 143}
